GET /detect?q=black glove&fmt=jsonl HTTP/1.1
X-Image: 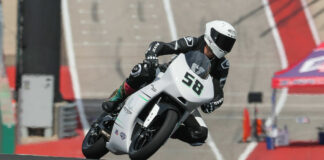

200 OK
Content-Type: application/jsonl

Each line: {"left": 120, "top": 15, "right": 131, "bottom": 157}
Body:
{"left": 142, "top": 59, "right": 157, "bottom": 81}
{"left": 145, "top": 51, "right": 159, "bottom": 67}
{"left": 201, "top": 98, "right": 224, "bottom": 113}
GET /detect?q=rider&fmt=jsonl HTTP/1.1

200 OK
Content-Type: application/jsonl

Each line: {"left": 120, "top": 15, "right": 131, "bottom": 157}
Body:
{"left": 102, "top": 20, "right": 237, "bottom": 145}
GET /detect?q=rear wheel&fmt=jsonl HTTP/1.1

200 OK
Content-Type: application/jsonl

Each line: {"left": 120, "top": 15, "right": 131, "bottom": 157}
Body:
{"left": 129, "top": 108, "right": 178, "bottom": 160}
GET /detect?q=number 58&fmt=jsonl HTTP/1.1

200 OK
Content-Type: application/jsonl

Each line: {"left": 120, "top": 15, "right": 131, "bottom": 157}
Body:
{"left": 182, "top": 72, "right": 204, "bottom": 95}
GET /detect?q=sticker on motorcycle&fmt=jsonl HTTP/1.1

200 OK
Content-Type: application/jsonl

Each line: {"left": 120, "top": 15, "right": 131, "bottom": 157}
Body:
{"left": 123, "top": 107, "right": 132, "bottom": 114}
{"left": 115, "top": 129, "right": 119, "bottom": 136}
{"left": 182, "top": 72, "right": 204, "bottom": 95}
{"left": 120, "top": 132, "right": 126, "bottom": 140}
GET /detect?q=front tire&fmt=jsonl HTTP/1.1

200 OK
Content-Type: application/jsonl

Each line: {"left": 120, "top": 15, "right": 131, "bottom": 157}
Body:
{"left": 82, "top": 132, "right": 108, "bottom": 159}
{"left": 129, "top": 109, "right": 178, "bottom": 160}
{"left": 82, "top": 113, "right": 110, "bottom": 159}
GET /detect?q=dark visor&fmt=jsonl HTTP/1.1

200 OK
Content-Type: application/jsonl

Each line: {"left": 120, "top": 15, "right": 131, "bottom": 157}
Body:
{"left": 210, "top": 28, "right": 236, "bottom": 52}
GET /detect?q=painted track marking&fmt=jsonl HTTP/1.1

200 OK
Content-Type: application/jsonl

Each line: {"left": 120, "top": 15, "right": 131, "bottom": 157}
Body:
{"left": 300, "top": 0, "right": 321, "bottom": 46}
{"left": 162, "top": 0, "right": 178, "bottom": 41}
{"left": 62, "top": 0, "right": 90, "bottom": 135}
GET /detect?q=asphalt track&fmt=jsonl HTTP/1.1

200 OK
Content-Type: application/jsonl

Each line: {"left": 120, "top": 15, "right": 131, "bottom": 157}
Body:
{"left": 63, "top": 0, "right": 324, "bottom": 160}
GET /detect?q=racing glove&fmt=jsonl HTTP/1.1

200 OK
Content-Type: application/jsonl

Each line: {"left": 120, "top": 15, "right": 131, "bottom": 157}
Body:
{"left": 145, "top": 52, "right": 158, "bottom": 67}
{"left": 145, "top": 43, "right": 159, "bottom": 67}
{"left": 142, "top": 59, "right": 157, "bottom": 81}
{"left": 201, "top": 97, "right": 224, "bottom": 114}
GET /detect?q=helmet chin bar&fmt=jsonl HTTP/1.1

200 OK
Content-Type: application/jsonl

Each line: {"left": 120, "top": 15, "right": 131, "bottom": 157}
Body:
{"left": 204, "top": 35, "right": 226, "bottom": 59}
{"left": 211, "top": 43, "right": 226, "bottom": 59}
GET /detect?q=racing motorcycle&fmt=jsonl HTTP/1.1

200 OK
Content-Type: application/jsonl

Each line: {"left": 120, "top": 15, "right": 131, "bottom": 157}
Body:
{"left": 82, "top": 51, "right": 214, "bottom": 160}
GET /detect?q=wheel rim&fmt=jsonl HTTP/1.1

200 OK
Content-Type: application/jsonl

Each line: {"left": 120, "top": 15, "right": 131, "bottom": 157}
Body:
{"left": 131, "top": 118, "right": 161, "bottom": 151}
{"left": 133, "top": 129, "right": 155, "bottom": 150}
{"left": 86, "top": 128, "right": 102, "bottom": 147}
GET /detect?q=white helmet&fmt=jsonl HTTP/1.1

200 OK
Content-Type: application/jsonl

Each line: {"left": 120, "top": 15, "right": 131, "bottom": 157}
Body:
{"left": 204, "top": 20, "right": 237, "bottom": 59}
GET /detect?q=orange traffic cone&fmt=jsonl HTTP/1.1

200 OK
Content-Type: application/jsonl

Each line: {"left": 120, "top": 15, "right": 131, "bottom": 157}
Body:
{"left": 242, "top": 107, "right": 251, "bottom": 142}
{"left": 256, "top": 119, "right": 263, "bottom": 136}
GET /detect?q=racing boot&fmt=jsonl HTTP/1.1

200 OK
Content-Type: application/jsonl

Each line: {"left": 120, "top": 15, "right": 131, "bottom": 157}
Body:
{"left": 102, "top": 81, "right": 135, "bottom": 113}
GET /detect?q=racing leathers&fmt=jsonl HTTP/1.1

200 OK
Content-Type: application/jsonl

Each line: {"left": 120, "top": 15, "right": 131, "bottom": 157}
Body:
{"left": 102, "top": 35, "right": 229, "bottom": 145}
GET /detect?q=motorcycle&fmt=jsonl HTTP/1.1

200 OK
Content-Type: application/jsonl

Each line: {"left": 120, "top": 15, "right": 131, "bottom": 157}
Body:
{"left": 82, "top": 51, "right": 214, "bottom": 160}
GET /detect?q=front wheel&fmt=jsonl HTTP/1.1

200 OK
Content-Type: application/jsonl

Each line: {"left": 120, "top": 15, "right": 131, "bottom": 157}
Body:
{"left": 82, "top": 128, "right": 108, "bottom": 159}
{"left": 82, "top": 113, "right": 110, "bottom": 159}
{"left": 129, "top": 108, "right": 178, "bottom": 160}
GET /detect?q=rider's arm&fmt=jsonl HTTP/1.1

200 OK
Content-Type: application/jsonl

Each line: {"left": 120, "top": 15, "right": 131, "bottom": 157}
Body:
{"left": 145, "top": 36, "right": 199, "bottom": 58}
{"left": 201, "top": 58, "right": 229, "bottom": 113}
{"left": 210, "top": 58, "right": 229, "bottom": 89}
{"left": 201, "top": 78, "right": 224, "bottom": 113}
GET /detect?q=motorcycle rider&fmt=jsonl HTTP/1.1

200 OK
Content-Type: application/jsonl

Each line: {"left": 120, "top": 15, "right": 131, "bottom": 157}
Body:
{"left": 102, "top": 20, "right": 236, "bottom": 145}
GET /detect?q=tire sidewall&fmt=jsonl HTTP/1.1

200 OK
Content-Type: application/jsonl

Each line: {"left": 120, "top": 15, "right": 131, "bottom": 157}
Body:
{"left": 82, "top": 129, "right": 109, "bottom": 159}
{"left": 129, "top": 109, "right": 178, "bottom": 160}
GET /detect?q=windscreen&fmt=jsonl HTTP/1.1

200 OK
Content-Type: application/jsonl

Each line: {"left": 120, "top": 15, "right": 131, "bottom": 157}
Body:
{"left": 185, "top": 51, "right": 211, "bottom": 79}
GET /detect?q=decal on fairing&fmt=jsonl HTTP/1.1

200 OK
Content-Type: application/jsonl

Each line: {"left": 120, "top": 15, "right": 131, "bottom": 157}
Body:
{"left": 120, "top": 132, "right": 126, "bottom": 140}
{"left": 182, "top": 72, "right": 204, "bottom": 96}
{"left": 115, "top": 129, "right": 119, "bottom": 136}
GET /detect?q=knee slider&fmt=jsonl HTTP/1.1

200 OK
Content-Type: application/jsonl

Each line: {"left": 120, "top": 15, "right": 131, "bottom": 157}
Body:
{"left": 190, "top": 127, "right": 208, "bottom": 143}
{"left": 200, "top": 127, "right": 208, "bottom": 142}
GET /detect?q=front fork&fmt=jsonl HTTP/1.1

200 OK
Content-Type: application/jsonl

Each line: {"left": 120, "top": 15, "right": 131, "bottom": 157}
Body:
{"left": 91, "top": 113, "right": 116, "bottom": 140}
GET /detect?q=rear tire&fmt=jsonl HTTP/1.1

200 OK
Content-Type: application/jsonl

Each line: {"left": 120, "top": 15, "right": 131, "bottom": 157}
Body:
{"left": 129, "top": 109, "right": 178, "bottom": 160}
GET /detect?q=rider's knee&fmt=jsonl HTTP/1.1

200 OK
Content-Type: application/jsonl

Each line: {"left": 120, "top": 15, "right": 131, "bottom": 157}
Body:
{"left": 190, "top": 126, "right": 208, "bottom": 143}
{"left": 197, "top": 127, "right": 208, "bottom": 142}
{"left": 127, "top": 63, "right": 145, "bottom": 89}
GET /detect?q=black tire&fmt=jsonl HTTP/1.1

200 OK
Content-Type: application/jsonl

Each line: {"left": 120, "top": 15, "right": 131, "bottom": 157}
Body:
{"left": 82, "top": 128, "right": 109, "bottom": 159}
{"left": 129, "top": 109, "right": 178, "bottom": 160}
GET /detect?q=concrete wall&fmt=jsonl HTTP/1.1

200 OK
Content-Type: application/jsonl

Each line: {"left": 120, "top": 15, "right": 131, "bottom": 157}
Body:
{"left": 3, "top": 0, "right": 18, "bottom": 65}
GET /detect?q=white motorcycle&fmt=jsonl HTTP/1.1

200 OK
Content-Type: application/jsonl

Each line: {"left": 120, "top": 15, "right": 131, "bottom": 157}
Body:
{"left": 82, "top": 51, "right": 214, "bottom": 160}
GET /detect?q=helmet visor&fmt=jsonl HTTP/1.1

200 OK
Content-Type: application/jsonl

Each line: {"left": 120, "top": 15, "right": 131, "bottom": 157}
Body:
{"left": 210, "top": 28, "right": 236, "bottom": 52}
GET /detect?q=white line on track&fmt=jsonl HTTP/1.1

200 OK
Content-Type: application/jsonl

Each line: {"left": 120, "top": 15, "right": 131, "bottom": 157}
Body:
{"left": 162, "top": 0, "right": 178, "bottom": 41}
{"left": 62, "top": 0, "right": 90, "bottom": 135}
{"left": 238, "top": 0, "right": 290, "bottom": 159}
{"left": 262, "top": 1, "right": 288, "bottom": 69}
{"left": 261, "top": 0, "right": 289, "bottom": 126}
{"left": 162, "top": 0, "right": 223, "bottom": 159}
{"left": 300, "top": 0, "right": 321, "bottom": 46}
{"left": 207, "top": 133, "right": 224, "bottom": 160}
{"left": 238, "top": 142, "right": 258, "bottom": 160}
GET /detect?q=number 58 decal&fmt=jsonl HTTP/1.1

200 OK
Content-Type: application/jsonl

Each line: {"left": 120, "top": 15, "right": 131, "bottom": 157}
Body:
{"left": 182, "top": 72, "right": 204, "bottom": 95}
